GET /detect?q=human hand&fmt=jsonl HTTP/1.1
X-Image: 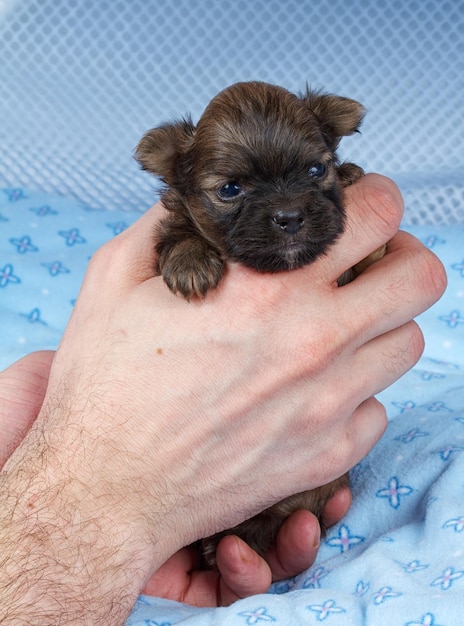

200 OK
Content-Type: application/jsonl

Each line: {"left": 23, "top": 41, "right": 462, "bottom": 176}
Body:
{"left": 142, "top": 492, "right": 350, "bottom": 606}
{"left": 0, "top": 351, "right": 349, "bottom": 607}
{"left": 1, "top": 174, "right": 446, "bottom": 624}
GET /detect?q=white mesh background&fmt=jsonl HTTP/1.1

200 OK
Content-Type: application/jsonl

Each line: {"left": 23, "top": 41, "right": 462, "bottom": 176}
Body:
{"left": 0, "top": 0, "right": 463, "bottom": 223}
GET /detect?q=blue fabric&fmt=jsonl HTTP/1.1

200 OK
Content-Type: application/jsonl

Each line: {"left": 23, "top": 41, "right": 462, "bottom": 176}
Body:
{"left": 1, "top": 189, "right": 464, "bottom": 624}
{"left": 0, "top": 188, "right": 136, "bottom": 369}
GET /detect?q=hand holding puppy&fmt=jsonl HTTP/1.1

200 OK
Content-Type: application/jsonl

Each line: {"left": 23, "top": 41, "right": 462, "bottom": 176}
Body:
{"left": 135, "top": 81, "right": 387, "bottom": 561}
{"left": 0, "top": 175, "right": 445, "bottom": 624}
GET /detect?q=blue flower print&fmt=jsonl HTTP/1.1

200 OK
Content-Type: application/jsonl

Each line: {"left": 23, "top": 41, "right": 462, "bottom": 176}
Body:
{"left": 431, "top": 567, "right": 464, "bottom": 590}
{"left": 0, "top": 264, "right": 21, "bottom": 287}
{"left": 58, "top": 227, "right": 87, "bottom": 246}
{"left": 9, "top": 235, "right": 38, "bottom": 254}
{"left": 439, "top": 310, "right": 464, "bottom": 329}
{"left": 406, "top": 613, "right": 444, "bottom": 626}
{"left": 238, "top": 607, "right": 276, "bottom": 624}
{"left": 443, "top": 516, "right": 464, "bottom": 532}
{"left": 376, "top": 477, "right": 413, "bottom": 509}
{"left": 372, "top": 586, "right": 401, "bottom": 605}
{"left": 307, "top": 599, "right": 346, "bottom": 621}
{"left": 326, "top": 524, "right": 364, "bottom": 553}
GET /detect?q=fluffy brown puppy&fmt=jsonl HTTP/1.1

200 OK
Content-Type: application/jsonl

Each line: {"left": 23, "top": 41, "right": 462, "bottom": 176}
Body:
{"left": 135, "top": 81, "right": 383, "bottom": 565}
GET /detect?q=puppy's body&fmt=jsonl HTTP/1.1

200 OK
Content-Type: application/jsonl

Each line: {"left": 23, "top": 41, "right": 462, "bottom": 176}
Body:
{"left": 136, "top": 81, "right": 381, "bottom": 565}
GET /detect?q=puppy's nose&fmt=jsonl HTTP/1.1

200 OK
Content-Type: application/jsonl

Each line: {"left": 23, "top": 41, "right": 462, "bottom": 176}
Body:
{"left": 272, "top": 210, "right": 305, "bottom": 235}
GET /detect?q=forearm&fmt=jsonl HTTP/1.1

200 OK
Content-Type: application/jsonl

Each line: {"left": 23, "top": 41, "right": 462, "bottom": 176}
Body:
{"left": 0, "top": 406, "right": 164, "bottom": 625}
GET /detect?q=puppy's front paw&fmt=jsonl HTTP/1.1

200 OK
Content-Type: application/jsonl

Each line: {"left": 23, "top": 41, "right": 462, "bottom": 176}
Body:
{"left": 158, "top": 239, "right": 225, "bottom": 299}
{"left": 337, "top": 162, "right": 365, "bottom": 187}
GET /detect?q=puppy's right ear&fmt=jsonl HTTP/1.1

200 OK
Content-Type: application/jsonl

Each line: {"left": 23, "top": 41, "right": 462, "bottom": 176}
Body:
{"left": 134, "top": 117, "right": 195, "bottom": 185}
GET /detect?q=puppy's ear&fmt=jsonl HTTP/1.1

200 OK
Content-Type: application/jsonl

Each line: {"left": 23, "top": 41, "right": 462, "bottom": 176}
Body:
{"left": 134, "top": 117, "right": 195, "bottom": 185}
{"left": 303, "top": 89, "right": 366, "bottom": 149}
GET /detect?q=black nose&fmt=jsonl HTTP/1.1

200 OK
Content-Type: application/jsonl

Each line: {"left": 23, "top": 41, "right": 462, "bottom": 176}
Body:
{"left": 272, "top": 210, "right": 305, "bottom": 235}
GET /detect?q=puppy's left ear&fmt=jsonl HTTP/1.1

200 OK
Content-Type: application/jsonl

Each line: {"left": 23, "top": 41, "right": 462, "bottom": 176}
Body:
{"left": 302, "top": 90, "right": 366, "bottom": 149}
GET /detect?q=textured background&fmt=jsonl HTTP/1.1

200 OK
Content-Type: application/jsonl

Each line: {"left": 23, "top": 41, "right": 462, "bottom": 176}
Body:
{"left": 1, "top": 0, "right": 463, "bottom": 222}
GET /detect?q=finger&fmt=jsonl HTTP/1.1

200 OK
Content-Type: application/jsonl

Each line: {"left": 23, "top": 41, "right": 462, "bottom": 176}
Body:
{"left": 264, "top": 509, "right": 321, "bottom": 582}
{"left": 315, "top": 174, "right": 403, "bottom": 284}
{"left": 0, "top": 350, "right": 54, "bottom": 468}
{"left": 345, "top": 397, "right": 389, "bottom": 471}
{"left": 141, "top": 547, "right": 196, "bottom": 598}
{"left": 141, "top": 546, "right": 222, "bottom": 608}
{"left": 294, "top": 321, "right": 423, "bottom": 474}
{"left": 216, "top": 535, "right": 272, "bottom": 605}
{"left": 321, "top": 486, "right": 352, "bottom": 528}
{"left": 329, "top": 321, "right": 425, "bottom": 421}
{"left": 337, "top": 230, "right": 447, "bottom": 345}
{"left": 351, "top": 320, "right": 425, "bottom": 400}
{"left": 313, "top": 396, "right": 388, "bottom": 488}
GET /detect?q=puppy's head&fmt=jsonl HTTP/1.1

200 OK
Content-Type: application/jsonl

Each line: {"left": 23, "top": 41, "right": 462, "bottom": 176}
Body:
{"left": 135, "top": 81, "right": 365, "bottom": 271}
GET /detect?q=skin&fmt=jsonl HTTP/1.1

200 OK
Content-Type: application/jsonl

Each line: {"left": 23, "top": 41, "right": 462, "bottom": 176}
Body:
{"left": 0, "top": 349, "right": 350, "bottom": 607}
{"left": 0, "top": 175, "right": 447, "bottom": 624}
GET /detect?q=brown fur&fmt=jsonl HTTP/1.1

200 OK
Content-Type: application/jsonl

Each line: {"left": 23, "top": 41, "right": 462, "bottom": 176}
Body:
{"left": 135, "top": 81, "right": 383, "bottom": 566}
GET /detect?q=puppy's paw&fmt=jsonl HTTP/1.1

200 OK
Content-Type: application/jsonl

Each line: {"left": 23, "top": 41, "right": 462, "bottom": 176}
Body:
{"left": 201, "top": 473, "right": 350, "bottom": 568}
{"left": 337, "top": 162, "right": 365, "bottom": 187}
{"left": 158, "top": 239, "right": 225, "bottom": 299}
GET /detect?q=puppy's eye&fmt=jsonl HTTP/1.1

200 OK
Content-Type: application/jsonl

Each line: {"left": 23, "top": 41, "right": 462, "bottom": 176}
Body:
{"left": 308, "top": 163, "right": 327, "bottom": 179}
{"left": 217, "top": 182, "right": 243, "bottom": 201}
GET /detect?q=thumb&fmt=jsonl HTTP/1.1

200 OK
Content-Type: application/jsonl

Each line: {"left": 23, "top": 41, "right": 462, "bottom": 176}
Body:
{"left": 0, "top": 350, "right": 54, "bottom": 468}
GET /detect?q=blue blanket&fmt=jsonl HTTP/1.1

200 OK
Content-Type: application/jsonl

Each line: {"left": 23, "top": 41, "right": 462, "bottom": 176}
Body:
{"left": 1, "top": 188, "right": 463, "bottom": 624}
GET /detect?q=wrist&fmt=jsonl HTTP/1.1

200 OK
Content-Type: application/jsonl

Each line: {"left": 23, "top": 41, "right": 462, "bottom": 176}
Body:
{"left": 0, "top": 402, "right": 172, "bottom": 625}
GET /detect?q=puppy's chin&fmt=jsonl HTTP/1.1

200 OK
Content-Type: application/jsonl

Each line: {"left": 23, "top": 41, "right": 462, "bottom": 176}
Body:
{"left": 226, "top": 236, "right": 338, "bottom": 273}
{"left": 277, "top": 241, "right": 317, "bottom": 271}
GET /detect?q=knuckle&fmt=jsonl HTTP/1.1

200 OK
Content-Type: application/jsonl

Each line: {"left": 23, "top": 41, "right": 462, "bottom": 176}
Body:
{"left": 387, "top": 235, "right": 447, "bottom": 315}
{"left": 360, "top": 174, "right": 404, "bottom": 239}
{"left": 418, "top": 247, "right": 448, "bottom": 304}
{"left": 398, "top": 240, "right": 447, "bottom": 311}
{"left": 319, "top": 434, "right": 353, "bottom": 482}
{"left": 383, "top": 321, "right": 425, "bottom": 376}
{"left": 86, "top": 238, "right": 116, "bottom": 274}
{"left": 288, "top": 320, "right": 347, "bottom": 383}
{"left": 408, "top": 321, "right": 425, "bottom": 362}
{"left": 312, "top": 389, "right": 344, "bottom": 425}
{"left": 87, "top": 229, "right": 150, "bottom": 287}
{"left": 88, "top": 237, "right": 123, "bottom": 276}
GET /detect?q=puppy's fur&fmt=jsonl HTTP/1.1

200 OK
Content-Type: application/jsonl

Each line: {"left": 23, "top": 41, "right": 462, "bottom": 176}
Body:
{"left": 135, "top": 81, "right": 382, "bottom": 565}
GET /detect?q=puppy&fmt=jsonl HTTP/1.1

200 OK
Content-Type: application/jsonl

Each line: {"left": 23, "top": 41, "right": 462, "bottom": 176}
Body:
{"left": 135, "top": 81, "right": 384, "bottom": 565}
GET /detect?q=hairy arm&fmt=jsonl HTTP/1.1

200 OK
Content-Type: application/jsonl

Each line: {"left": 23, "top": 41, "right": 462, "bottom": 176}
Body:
{"left": 0, "top": 400, "right": 160, "bottom": 624}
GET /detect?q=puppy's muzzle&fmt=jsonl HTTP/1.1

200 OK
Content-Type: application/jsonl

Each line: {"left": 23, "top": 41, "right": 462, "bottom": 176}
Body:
{"left": 272, "top": 209, "right": 305, "bottom": 235}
